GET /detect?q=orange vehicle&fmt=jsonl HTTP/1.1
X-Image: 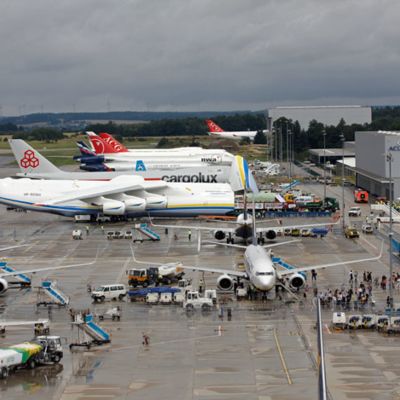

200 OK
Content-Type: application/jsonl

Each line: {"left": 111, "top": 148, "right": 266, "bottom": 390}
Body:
{"left": 354, "top": 189, "right": 369, "bottom": 203}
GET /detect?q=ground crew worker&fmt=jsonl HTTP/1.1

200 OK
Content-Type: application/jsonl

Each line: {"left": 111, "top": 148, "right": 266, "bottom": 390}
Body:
{"left": 188, "top": 230, "right": 192, "bottom": 241}
{"left": 142, "top": 333, "right": 150, "bottom": 346}
{"left": 311, "top": 269, "right": 317, "bottom": 281}
{"left": 86, "top": 226, "right": 89, "bottom": 236}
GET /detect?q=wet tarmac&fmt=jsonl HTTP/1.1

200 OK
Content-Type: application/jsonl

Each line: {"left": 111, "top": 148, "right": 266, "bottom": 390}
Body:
{"left": 0, "top": 183, "right": 400, "bottom": 399}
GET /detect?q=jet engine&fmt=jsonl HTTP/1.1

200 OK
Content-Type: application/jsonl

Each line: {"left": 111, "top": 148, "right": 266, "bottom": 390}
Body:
{"left": 102, "top": 200, "right": 126, "bottom": 215}
{"left": 112, "top": 194, "right": 146, "bottom": 212}
{"left": 214, "top": 231, "right": 226, "bottom": 240}
{"left": 74, "top": 155, "right": 105, "bottom": 164}
{"left": 144, "top": 195, "right": 167, "bottom": 209}
{"left": 217, "top": 274, "right": 234, "bottom": 291}
{"left": 265, "top": 230, "right": 277, "bottom": 240}
{"left": 124, "top": 196, "right": 146, "bottom": 211}
{"left": 0, "top": 278, "right": 8, "bottom": 294}
{"left": 288, "top": 273, "right": 306, "bottom": 290}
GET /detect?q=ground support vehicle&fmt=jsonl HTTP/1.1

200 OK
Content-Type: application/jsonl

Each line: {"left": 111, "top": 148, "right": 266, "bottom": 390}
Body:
{"left": 331, "top": 312, "right": 347, "bottom": 330}
{"left": 183, "top": 291, "right": 214, "bottom": 311}
{"left": 0, "top": 336, "right": 63, "bottom": 379}
{"left": 91, "top": 284, "right": 127, "bottom": 302}
{"left": 362, "top": 224, "right": 373, "bottom": 234}
{"left": 347, "top": 314, "right": 362, "bottom": 329}
{"left": 348, "top": 206, "right": 362, "bottom": 217}
{"left": 72, "top": 230, "right": 83, "bottom": 240}
{"left": 70, "top": 312, "right": 110, "bottom": 349}
{"left": 36, "top": 281, "right": 69, "bottom": 307}
{"left": 377, "top": 315, "right": 389, "bottom": 331}
{"left": 160, "top": 293, "right": 173, "bottom": 304}
{"left": 354, "top": 189, "right": 369, "bottom": 203}
{"left": 128, "top": 287, "right": 181, "bottom": 303}
{"left": 146, "top": 293, "right": 159, "bottom": 304}
{"left": 362, "top": 315, "right": 377, "bottom": 329}
{"left": 345, "top": 226, "right": 359, "bottom": 239}
{"left": 97, "top": 307, "right": 121, "bottom": 321}
{"left": 127, "top": 267, "right": 184, "bottom": 288}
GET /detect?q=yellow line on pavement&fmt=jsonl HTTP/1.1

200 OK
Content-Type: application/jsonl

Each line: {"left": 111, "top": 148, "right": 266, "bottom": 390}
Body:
{"left": 273, "top": 328, "right": 292, "bottom": 385}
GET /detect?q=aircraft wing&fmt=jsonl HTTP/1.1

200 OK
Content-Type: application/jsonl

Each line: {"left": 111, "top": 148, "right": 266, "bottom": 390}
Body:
{"left": 37, "top": 176, "right": 167, "bottom": 205}
{"left": 0, "top": 260, "right": 96, "bottom": 278}
{"left": 277, "top": 242, "right": 383, "bottom": 278}
{"left": 256, "top": 220, "right": 339, "bottom": 234}
{"left": 0, "top": 244, "right": 29, "bottom": 252}
{"left": 131, "top": 247, "right": 247, "bottom": 278}
{"left": 0, "top": 319, "right": 48, "bottom": 327}
{"left": 178, "top": 264, "right": 247, "bottom": 278}
{"left": 150, "top": 220, "right": 236, "bottom": 234}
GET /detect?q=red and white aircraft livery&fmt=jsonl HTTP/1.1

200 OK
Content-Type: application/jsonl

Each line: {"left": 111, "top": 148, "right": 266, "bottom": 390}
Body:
{"left": 205, "top": 119, "right": 268, "bottom": 140}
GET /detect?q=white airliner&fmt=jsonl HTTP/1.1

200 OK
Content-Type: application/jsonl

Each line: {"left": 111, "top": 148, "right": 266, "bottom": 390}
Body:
{"left": 205, "top": 119, "right": 268, "bottom": 140}
{"left": 0, "top": 245, "right": 96, "bottom": 295}
{"left": 0, "top": 175, "right": 235, "bottom": 218}
{"left": 9, "top": 139, "right": 233, "bottom": 185}
{"left": 85, "top": 132, "right": 235, "bottom": 165}
{"left": 132, "top": 234, "right": 383, "bottom": 293}
{"left": 151, "top": 211, "right": 337, "bottom": 244}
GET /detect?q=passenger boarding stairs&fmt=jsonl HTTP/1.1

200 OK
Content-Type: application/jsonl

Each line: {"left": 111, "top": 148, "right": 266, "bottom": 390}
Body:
{"left": 281, "top": 180, "right": 300, "bottom": 194}
{"left": 0, "top": 261, "right": 31, "bottom": 286}
{"left": 134, "top": 223, "right": 160, "bottom": 241}
{"left": 272, "top": 257, "right": 305, "bottom": 300}
{"left": 37, "top": 280, "right": 69, "bottom": 306}
{"left": 70, "top": 312, "right": 110, "bottom": 348}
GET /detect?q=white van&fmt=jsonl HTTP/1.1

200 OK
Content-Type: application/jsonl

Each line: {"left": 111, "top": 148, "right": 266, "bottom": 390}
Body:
{"left": 91, "top": 284, "right": 127, "bottom": 302}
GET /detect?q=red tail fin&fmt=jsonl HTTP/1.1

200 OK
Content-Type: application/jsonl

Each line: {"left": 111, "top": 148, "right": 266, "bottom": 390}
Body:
{"left": 205, "top": 119, "right": 224, "bottom": 133}
{"left": 98, "top": 133, "right": 128, "bottom": 152}
{"left": 86, "top": 132, "right": 118, "bottom": 154}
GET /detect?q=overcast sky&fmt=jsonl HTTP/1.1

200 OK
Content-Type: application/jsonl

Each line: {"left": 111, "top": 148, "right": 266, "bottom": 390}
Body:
{"left": 0, "top": 0, "right": 399, "bottom": 115}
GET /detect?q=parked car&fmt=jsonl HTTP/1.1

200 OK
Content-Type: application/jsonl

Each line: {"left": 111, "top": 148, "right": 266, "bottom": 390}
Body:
{"left": 362, "top": 224, "right": 373, "bottom": 234}
{"left": 348, "top": 206, "right": 362, "bottom": 217}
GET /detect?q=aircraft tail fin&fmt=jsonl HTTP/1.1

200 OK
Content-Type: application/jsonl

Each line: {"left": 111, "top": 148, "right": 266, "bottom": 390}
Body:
{"left": 8, "top": 139, "right": 61, "bottom": 174}
{"left": 98, "top": 133, "right": 129, "bottom": 152}
{"left": 76, "top": 141, "right": 97, "bottom": 157}
{"left": 86, "top": 131, "right": 119, "bottom": 154}
{"left": 229, "top": 155, "right": 259, "bottom": 193}
{"left": 205, "top": 119, "right": 224, "bottom": 133}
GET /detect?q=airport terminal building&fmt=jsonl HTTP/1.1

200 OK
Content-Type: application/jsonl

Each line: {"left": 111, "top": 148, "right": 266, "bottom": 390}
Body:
{"left": 355, "top": 131, "right": 400, "bottom": 199}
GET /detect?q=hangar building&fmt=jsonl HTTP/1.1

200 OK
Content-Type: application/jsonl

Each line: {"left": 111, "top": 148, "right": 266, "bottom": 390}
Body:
{"left": 355, "top": 131, "right": 400, "bottom": 199}
{"left": 268, "top": 105, "right": 372, "bottom": 129}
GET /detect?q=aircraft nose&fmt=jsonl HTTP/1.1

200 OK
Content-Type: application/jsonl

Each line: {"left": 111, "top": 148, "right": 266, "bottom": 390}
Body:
{"left": 258, "top": 277, "right": 274, "bottom": 291}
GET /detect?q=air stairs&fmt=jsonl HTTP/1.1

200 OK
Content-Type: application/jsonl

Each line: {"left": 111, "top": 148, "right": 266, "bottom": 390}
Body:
{"left": 272, "top": 257, "right": 306, "bottom": 279}
{"left": 70, "top": 312, "right": 110, "bottom": 349}
{"left": 0, "top": 261, "right": 31, "bottom": 286}
{"left": 134, "top": 223, "right": 160, "bottom": 241}
{"left": 37, "top": 280, "right": 69, "bottom": 307}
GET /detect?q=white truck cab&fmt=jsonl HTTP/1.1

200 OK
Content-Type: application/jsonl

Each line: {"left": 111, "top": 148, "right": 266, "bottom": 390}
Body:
{"left": 183, "top": 291, "right": 213, "bottom": 311}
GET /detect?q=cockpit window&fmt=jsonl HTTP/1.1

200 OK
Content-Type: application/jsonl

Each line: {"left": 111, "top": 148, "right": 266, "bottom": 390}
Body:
{"left": 256, "top": 271, "right": 274, "bottom": 276}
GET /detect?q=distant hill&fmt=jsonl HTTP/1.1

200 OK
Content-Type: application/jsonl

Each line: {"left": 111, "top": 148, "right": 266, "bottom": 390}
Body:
{"left": 0, "top": 111, "right": 255, "bottom": 126}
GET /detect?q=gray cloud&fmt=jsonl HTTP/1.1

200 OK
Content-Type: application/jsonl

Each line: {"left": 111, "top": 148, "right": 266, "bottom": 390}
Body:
{"left": 0, "top": 0, "right": 399, "bottom": 115}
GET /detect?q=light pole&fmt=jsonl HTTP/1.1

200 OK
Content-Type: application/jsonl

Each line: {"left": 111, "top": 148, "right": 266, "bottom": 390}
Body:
{"left": 340, "top": 134, "right": 345, "bottom": 231}
{"left": 289, "top": 130, "right": 293, "bottom": 180}
{"left": 323, "top": 129, "right": 327, "bottom": 201}
{"left": 387, "top": 152, "right": 394, "bottom": 312}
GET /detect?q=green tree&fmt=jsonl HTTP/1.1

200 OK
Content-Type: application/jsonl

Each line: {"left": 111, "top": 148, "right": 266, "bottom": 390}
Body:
{"left": 253, "top": 131, "right": 267, "bottom": 144}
